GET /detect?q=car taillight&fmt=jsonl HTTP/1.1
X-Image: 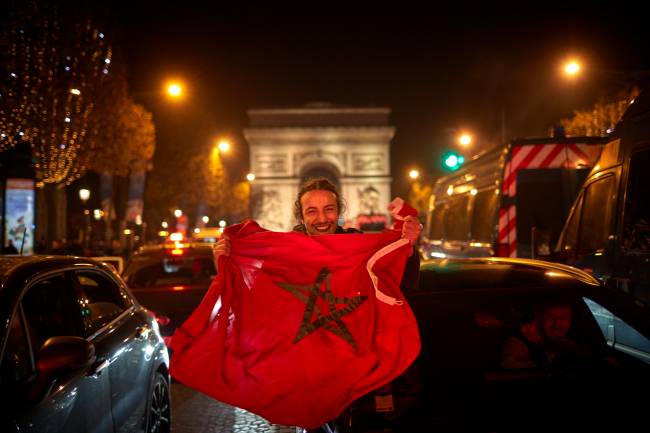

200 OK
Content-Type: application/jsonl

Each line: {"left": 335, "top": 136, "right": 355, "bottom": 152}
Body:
{"left": 171, "top": 248, "right": 184, "bottom": 255}
{"left": 172, "top": 286, "right": 185, "bottom": 291}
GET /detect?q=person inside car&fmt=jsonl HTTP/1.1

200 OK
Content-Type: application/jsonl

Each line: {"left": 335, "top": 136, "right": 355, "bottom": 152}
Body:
{"left": 501, "top": 302, "right": 586, "bottom": 370}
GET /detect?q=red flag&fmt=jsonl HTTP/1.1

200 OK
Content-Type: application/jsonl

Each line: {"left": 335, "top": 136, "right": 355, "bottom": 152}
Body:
{"left": 170, "top": 220, "right": 421, "bottom": 428}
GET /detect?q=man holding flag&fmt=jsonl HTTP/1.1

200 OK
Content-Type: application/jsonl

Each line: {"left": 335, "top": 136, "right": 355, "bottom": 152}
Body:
{"left": 213, "top": 178, "right": 422, "bottom": 288}
{"left": 171, "top": 178, "right": 422, "bottom": 430}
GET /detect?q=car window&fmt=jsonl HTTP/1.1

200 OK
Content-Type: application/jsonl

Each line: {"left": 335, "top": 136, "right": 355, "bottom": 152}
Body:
{"left": 428, "top": 202, "right": 446, "bottom": 240}
{"left": 622, "top": 148, "right": 650, "bottom": 251}
{"left": 126, "top": 255, "right": 216, "bottom": 289}
{"left": 471, "top": 189, "right": 498, "bottom": 243}
{"left": 444, "top": 195, "right": 470, "bottom": 241}
{"left": 583, "top": 297, "right": 650, "bottom": 364}
{"left": 21, "top": 274, "right": 81, "bottom": 351}
{"left": 74, "top": 270, "right": 132, "bottom": 336}
{"left": 0, "top": 307, "right": 33, "bottom": 385}
{"left": 559, "top": 193, "right": 583, "bottom": 255}
{"left": 577, "top": 175, "right": 616, "bottom": 256}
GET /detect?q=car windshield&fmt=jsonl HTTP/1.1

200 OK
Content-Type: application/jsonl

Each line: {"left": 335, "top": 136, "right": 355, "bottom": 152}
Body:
{"left": 125, "top": 254, "right": 216, "bottom": 288}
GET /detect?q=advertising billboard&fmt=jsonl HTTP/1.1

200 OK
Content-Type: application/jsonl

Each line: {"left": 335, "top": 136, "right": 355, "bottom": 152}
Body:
{"left": 4, "top": 178, "right": 35, "bottom": 255}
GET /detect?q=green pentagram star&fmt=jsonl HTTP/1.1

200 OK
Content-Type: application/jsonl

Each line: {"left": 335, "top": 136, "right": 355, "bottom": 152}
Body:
{"left": 277, "top": 267, "right": 367, "bottom": 350}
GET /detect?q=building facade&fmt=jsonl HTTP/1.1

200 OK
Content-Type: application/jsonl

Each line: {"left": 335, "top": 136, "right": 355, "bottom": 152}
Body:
{"left": 244, "top": 104, "right": 394, "bottom": 231}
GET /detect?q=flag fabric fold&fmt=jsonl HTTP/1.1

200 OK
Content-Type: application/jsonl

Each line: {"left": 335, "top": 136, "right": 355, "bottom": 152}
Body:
{"left": 170, "top": 219, "right": 421, "bottom": 428}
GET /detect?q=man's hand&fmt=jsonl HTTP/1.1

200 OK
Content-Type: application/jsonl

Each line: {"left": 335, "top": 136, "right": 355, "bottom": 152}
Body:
{"left": 401, "top": 215, "right": 422, "bottom": 246}
{"left": 212, "top": 236, "right": 231, "bottom": 272}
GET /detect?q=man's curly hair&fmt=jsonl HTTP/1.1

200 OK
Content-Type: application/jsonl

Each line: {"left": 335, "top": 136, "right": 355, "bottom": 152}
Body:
{"left": 293, "top": 177, "right": 345, "bottom": 221}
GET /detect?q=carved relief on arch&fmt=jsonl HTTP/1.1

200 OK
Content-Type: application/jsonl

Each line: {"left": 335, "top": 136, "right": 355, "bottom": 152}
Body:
{"left": 351, "top": 152, "right": 386, "bottom": 174}
{"left": 251, "top": 188, "right": 284, "bottom": 231}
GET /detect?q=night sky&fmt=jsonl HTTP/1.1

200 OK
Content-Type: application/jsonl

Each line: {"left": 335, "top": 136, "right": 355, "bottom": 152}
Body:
{"left": 102, "top": 3, "right": 650, "bottom": 198}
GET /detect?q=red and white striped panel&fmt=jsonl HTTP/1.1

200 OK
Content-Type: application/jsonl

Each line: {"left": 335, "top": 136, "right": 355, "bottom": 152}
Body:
{"left": 497, "top": 205, "right": 517, "bottom": 257}
{"left": 502, "top": 143, "right": 601, "bottom": 197}
{"left": 499, "top": 142, "right": 601, "bottom": 258}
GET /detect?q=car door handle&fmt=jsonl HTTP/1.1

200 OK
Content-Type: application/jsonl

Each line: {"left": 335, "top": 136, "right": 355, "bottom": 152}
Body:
{"left": 135, "top": 325, "right": 151, "bottom": 340}
{"left": 88, "top": 359, "right": 110, "bottom": 378}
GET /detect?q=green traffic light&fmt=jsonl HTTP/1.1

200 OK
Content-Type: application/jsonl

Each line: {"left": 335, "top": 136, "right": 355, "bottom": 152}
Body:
{"left": 444, "top": 154, "right": 458, "bottom": 168}
{"left": 442, "top": 151, "right": 464, "bottom": 171}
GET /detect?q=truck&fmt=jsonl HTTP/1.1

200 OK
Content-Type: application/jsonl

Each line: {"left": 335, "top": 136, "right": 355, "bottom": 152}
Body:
{"left": 551, "top": 89, "right": 650, "bottom": 360}
{"left": 554, "top": 88, "right": 650, "bottom": 309}
{"left": 420, "top": 135, "right": 607, "bottom": 260}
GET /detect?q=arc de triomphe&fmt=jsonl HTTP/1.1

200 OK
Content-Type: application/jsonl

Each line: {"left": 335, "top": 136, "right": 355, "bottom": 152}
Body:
{"left": 244, "top": 104, "right": 394, "bottom": 231}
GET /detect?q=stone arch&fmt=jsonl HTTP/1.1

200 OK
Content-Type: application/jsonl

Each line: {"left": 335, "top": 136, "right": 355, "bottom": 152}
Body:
{"left": 299, "top": 161, "right": 341, "bottom": 191}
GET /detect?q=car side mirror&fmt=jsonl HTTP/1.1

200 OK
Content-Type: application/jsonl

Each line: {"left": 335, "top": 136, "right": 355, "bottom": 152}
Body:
{"left": 28, "top": 336, "right": 96, "bottom": 402}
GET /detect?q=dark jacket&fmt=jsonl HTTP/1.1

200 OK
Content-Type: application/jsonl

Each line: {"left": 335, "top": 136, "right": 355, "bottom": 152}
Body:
{"left": 292, "top": 224, "right": 420, "bottom": 291}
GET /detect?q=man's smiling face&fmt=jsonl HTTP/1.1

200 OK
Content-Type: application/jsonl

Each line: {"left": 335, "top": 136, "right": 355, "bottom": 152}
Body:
{"left": 300, "top": 189, "right": 339, "bottom": 236}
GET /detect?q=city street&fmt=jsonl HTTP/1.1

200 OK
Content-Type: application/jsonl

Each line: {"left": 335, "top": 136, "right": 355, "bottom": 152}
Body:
{"left": 171, "top": 382, "right": 297, "bottom": 433}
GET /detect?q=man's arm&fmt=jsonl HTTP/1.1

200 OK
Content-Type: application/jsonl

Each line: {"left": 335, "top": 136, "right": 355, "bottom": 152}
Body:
{"left": 399, "top": 215, "right": 422, "bottom": 290}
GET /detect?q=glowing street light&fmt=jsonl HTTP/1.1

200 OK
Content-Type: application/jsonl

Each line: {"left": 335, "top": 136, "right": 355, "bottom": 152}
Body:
{"left": 78, "top": 188, "right": 90, "bottom": 202}
{"left": 408, "top": 169, "right": 419, "bottom": 180}
{"left": 458, "top": 133, "right": 472, "bottom": 147}
{"left": 174, "top": 209, "right": 183, "bottom": 218}
{"left": 218, "top": 219, "right": 227, "bottom": 228}
{"left": 161, "top": 221, "right": 169, "bottom": 229}
{"left": 166, "top": 81, "right": 184, "bottom": 99}
{"left": 217, "top": 139, "right": 231, "bottom": 153}
{"left": 246, "top": 173, "right": 256, "bottom": 182}
{"left": 563, "top": 60, "right": 581, "bottom": 78}
{"left": 202, "top": 216, "right": 210, "bottom": 224}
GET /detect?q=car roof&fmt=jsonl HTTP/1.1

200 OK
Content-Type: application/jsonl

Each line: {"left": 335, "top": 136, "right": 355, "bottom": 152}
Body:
{"left": 0, "top": 255, "right": 113, "bottom": 278}
{"left": 417, "top": 257, "right": 599, "bottom": 293}
{"left": 0, "top": 255, "right": 120, "bottom": 316}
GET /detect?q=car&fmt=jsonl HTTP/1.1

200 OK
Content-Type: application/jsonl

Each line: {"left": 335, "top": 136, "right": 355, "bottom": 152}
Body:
{"left": 339, "top": 257, "right": 650, "bottom": 432}
{"left": 0, "top": 255, "right": 170, "bottom": 433}
{"left": 191, "top": 227, "right": 222, "bottom": 243}
{"left": 122, "top": 242, "right": 217, "bottom": 345}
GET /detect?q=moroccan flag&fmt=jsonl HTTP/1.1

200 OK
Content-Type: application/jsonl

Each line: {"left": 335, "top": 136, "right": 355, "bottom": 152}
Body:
{"left": 170, "top": 220, "right": 421, "bottom": 428}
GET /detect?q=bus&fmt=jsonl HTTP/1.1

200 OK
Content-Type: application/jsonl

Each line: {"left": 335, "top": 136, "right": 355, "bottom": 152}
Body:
{"left": 421, "top": 135, "right": 606, "bottom": 260}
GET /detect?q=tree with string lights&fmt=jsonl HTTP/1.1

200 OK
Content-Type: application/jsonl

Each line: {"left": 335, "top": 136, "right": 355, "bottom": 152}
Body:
{"left": 1, "top": 1, "right": 156, "bottom": 244}
{"left": 0, "top": 1, "right": 112, "bottom": 185}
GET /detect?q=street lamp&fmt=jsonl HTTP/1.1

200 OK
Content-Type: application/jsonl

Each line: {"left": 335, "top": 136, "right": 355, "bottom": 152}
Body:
{"left": 79, "top": 188, "right": 90, "bottom": 202}
{"left": 458, "top": 133, "right": 472, "bottom": 147}
{"left": 246, "top": 172, "right": 256, "bottom": 182}
{"left": 217, "top": 139, "right": 231, "bottom": 153}
{"left": 563, "top": 60, "right": 582, "bottom": 78}
{"left": 174, "top": 209, "right": 183, "bottom": 218}
{"left": 408, "top": 169, "right": 419, "bottom": 180}
{"left": 165, "top": 80, "right": 184, "bottom": 100}
{"left": 78, "top": 189, "right": 91, "bottom": 251}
